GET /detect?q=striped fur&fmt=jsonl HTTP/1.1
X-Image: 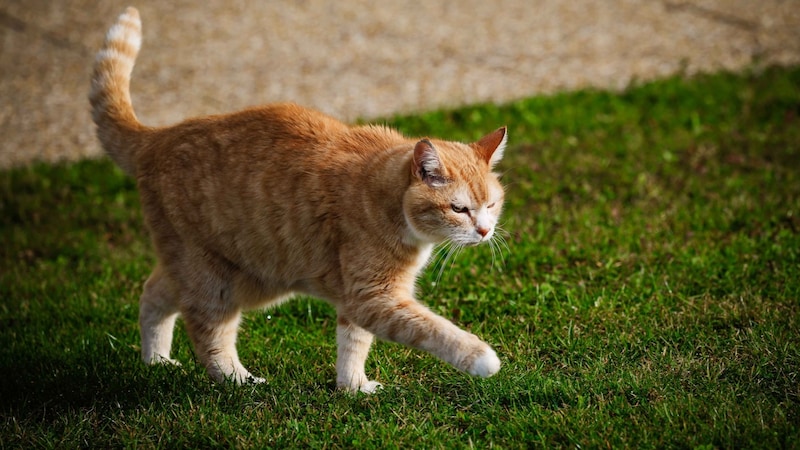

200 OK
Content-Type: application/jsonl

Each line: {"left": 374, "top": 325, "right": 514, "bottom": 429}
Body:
{"left": 89, "top": 7, "right": 144, "bottom": 175}
{"left": 90, "top": 8, "right": 508, "bottom": 393}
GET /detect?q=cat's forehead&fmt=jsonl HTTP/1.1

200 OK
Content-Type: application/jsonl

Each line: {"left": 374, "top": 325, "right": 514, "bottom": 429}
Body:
{"left": 435, "top": 142, "right": 485, "bottom": 175}
{"left": 426, "top": 140, "right": 503, "bottom": 204}
{"left": 450, "top": 174, "right": 502, "bottom": 206}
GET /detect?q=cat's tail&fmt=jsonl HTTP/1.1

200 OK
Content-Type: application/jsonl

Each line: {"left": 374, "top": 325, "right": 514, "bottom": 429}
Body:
{"left": 89, "top": 7, "right": 147, "bottom": 176}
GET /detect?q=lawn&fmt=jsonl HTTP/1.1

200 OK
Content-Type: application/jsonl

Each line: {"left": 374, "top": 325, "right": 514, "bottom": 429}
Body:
{"left": 1, "top": 66, "right": 799, "bottom": 448}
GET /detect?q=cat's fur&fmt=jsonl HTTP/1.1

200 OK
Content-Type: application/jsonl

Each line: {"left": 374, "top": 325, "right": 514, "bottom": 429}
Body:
{"left": 90, "top": 7, "right": 507, "bottom": 393}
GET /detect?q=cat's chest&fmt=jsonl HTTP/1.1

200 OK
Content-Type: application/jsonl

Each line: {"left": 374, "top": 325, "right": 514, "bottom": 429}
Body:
{"left": 411, "top": 244, "right": 435, "bottom": 275}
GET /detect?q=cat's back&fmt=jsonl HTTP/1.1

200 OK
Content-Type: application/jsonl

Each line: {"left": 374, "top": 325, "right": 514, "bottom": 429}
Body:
{"left": 139, "top": 103, "right": 339, "bottom": 170}
{"left": 138, "top": 102, "right": 403, "bottom": 179}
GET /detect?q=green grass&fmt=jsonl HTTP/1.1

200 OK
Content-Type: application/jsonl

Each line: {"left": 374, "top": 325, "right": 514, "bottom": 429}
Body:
{"left": 2, "top": 66, "right": 799, "bottom": 448}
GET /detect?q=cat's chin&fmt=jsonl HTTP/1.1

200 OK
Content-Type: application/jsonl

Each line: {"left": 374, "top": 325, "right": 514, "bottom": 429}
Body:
{"left": 453, "top": 236, "right": 490, "bottom": 247}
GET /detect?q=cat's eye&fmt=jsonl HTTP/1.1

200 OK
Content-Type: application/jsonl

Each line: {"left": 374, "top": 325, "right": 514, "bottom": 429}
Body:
{"left": 451, "top": 204, "right": 469, "bottom": 214}
{"left": 487, "top": 202, "right": 496, "bottom": 209}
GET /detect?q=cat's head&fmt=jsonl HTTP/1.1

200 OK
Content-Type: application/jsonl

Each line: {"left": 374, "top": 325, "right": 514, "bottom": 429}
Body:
{"left": 403, "top": 127, "right": 507, "bottom": 247}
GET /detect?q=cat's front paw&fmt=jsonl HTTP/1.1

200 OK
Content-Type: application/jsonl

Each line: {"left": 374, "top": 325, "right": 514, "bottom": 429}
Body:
{"left": 467, "top": 347, "right": 501, "bottom": 378}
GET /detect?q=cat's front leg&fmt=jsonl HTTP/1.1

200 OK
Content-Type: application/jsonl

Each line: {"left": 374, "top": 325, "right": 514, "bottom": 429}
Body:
{"left": 335, "top": 317, "right": 382, "bottom": 394}
{"left": 346, "top": 295, "right": 501, "bottom": 379}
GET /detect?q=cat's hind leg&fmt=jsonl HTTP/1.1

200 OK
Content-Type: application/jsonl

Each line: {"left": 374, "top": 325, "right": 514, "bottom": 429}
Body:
{"left": 335, "top": 317, "right": 381, "bottom": 394}
{"left": 180, "top": 283, "right": 264, "bottom": 384}
{"left": 139, "top": 265, "right": 181, "bottom": 365}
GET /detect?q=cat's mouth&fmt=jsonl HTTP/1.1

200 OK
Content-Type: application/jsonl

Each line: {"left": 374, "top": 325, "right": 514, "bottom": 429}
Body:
{"left": 459, "top": 235, "right": 490, "bottom": 247}
{"left": 477, "top": 230, "right": 495, "bottom": 245}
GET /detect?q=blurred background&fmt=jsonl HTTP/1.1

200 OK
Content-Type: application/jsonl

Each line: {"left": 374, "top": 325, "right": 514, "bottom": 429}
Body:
{"left": 1, "top": 0, "right": 799, "bottom": 168}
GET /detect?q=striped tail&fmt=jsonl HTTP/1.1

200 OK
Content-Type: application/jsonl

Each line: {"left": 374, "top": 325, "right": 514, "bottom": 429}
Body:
{"left": 89, "top": 7, "right": 146, "bottom": 176}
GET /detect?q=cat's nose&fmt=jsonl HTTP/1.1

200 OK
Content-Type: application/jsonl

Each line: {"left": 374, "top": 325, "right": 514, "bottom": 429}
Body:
{"left": 476, "top": 227, "right": 490, "bottom": 237}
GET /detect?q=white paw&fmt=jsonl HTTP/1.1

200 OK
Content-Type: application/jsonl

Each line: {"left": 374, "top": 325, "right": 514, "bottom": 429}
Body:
{"left": 359, "top": 380, "right": 383, "bottom": 394}
{"left": 230, "top": 371, "right": 266, "bottom": 385}
{"left": 245, "top": 375, "right": 266, "bottom": 384}
{"left": 210, "top": 365, "right": 266, "bottom": 385}
{"left": 337, "top": 379, "right": 383, "bottom": 394}
{"left": 468, "top": 348, "right": 501, "bottom": 378}
{"left": 145, "top": 354, "right": 181, "bottom": 366}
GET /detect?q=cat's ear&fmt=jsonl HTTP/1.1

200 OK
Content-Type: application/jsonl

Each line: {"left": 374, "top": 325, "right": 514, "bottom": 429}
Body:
{"left": 474, "top": 126, "right": 508, "bottom": 169}
{"left": 413, "top": 139, "right": 448, "bottom": 188}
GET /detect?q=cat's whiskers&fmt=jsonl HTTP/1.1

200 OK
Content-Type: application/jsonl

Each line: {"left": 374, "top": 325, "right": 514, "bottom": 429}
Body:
{"left": 430, "top": 240, "right": 465, "bottom": 285}
{"left": 429, "top": 242, "right": 451, "bottom": 284}
{"left": 490, "top": 237, "right": 504, "bottom": 270}
{"left": 494, "top": 224, "right": 512, "bottom": 255}
{"left": 488, "top": 225, "right": 511, "bottom": 271}
{"left": 480, "top": 232, "right": 497, "bottom": 270}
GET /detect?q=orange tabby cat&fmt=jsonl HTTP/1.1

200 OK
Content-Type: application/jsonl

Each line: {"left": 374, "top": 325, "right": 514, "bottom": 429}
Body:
{"left": 90, "top": 7, "right": 507, "bottom": 393}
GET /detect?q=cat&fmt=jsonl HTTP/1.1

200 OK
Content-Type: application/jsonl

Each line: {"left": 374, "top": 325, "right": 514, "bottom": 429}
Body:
{"left": 90, "top": 7, "right": 507, "bottom": 393}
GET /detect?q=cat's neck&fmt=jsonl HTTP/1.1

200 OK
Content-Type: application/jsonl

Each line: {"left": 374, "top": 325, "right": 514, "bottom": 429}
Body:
{"left": 346, "top": 140, "right": 431, "bottom": 252}
{"left": 379, "top": 147, "right": 437, "bottom": 276}
{"left": 369, "top": 144, "right": 416, "bottom": 235}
